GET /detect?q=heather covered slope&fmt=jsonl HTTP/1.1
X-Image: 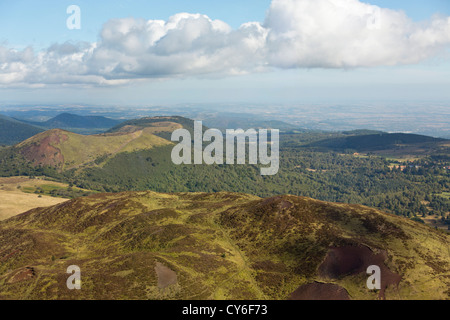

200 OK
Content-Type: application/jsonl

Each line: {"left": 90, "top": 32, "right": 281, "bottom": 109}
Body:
{"left": 0, "top": 191, "right": 448, "bottom": 300}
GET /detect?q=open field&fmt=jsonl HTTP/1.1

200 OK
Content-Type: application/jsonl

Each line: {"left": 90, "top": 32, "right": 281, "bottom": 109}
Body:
{"left": 0, "top": 176, "right": 92, "bottom": 221}
{"left": 423, "top": 214, "right": 450, "bottom": 231}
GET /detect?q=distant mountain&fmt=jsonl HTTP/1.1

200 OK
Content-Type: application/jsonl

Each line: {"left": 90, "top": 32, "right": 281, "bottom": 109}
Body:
{"left": 0, "top": 115, "right": 44, "bottom": 146}
{"left": 342, "top": 129, "right": 385, "bottom": 136}
{"left": 0, "top": 191, "right": 448, "bottom": 300}
{"left": 306, "top": 133, "right": 448, "bottom": 153}
{"left": 20, "top": 113, "right": 124, "bottom": 134}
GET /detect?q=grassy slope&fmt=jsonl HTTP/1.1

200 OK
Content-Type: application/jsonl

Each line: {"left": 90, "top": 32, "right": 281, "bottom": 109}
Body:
{"left": 17, "top": 128, "right": 171, "bottom": 170}
{"left": 0, "top": 191, "right": 448, "bottom": 300}
{"left": 58, "top": 128, "right": 171, "bottom": 169}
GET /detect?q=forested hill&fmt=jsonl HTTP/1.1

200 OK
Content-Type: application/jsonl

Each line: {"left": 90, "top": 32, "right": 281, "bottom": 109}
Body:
{"left": 20, "top": 113, "right": 124, "bottom": 134}
{"left": 0, "top": 115, "right": 44, "bottom": 146}
{"left": 306, "top": 133, "right": 447, "bottom": 152}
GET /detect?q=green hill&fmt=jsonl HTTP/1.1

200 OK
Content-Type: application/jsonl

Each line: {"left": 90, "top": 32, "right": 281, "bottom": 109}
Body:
{"left": 15, "top": 128, "right": 172, "bottom": 170}
{"left": 307, "top": 133, "right": 447, "bottom": 153}
{"left": 0, "top": 191, "right": 448, "bottom": 300}
{"left": 0, "top": 115, "right": 44, "bottom": 146}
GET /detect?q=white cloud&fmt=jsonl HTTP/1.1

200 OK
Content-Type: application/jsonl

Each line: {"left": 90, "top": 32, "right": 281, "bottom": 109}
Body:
{"left": 265, "top": 0, "right": 450, "bottom": 68}
{"left": 89, "top": 13, "right": 267, "bottom": 80}
{"left": 0, "top": 0, "right": 450, "bottom": 87}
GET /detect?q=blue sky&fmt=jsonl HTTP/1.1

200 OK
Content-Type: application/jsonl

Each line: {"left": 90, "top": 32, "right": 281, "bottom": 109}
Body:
{"left": 2, "top": 0, "right": 450, "bottom": 49}
{"left": 0, "top": 0, "right": 450, "bottom": 105}
{"left": 0, "top": 0, "right": 272, "bottom": 49}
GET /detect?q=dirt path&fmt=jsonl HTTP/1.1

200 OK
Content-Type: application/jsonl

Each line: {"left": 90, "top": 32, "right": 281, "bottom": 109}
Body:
{"left": 211, "top": 220, "right": 268, "bottom": 300}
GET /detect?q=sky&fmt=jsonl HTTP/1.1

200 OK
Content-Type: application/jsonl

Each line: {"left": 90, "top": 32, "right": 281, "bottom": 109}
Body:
{"left": 0, "top": 0, "right": 450, "bottom": 105}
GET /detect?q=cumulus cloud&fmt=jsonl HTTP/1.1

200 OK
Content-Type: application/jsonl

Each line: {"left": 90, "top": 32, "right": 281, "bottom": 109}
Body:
{"left": 89, "top": 14, "right": 267, "bottom": 80}
{"left": 1, "top": 0, "right": 450, "bottom": 87}
{"left": 265, "top": 0, "right": 450, "bottom": 68}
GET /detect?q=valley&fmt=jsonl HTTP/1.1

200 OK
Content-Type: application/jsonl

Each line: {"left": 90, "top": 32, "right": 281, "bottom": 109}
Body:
{"left": 1, "top": 116, "right": 449, "bottom": 228}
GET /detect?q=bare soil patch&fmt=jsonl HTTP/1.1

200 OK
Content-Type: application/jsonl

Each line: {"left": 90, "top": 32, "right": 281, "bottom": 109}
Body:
{"left": 19, "top": 131, "right": 67, "bottom": 167}
{"left": 8, "top": 267, "right": 36, "bottom": 284}
{"left": 289, "top": 282, "right": 350, "bottom": 300}
{"left": 318, "top": 246, "right": 402, "bottom": 299}
{"left": 155, "top": 262, "right": 177, "bottom": 289}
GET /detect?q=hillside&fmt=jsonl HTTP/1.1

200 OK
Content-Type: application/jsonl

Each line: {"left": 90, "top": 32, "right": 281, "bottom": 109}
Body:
{"left": 0, "top": 191, "right": 448, "bottom": 300}
{"left": 0, "top": 115, "right": 44, "bottom": 146}
{"left": 306, "top": 133, "right": 448, "bottom": 156}
{"left": 15, "top": 128, "right": 171, "bottom": 170}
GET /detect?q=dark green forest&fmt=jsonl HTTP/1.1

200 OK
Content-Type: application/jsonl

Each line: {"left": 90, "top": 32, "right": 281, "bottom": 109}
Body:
{"left": 0, "top": 116, "right": 44, "bottom": 145}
